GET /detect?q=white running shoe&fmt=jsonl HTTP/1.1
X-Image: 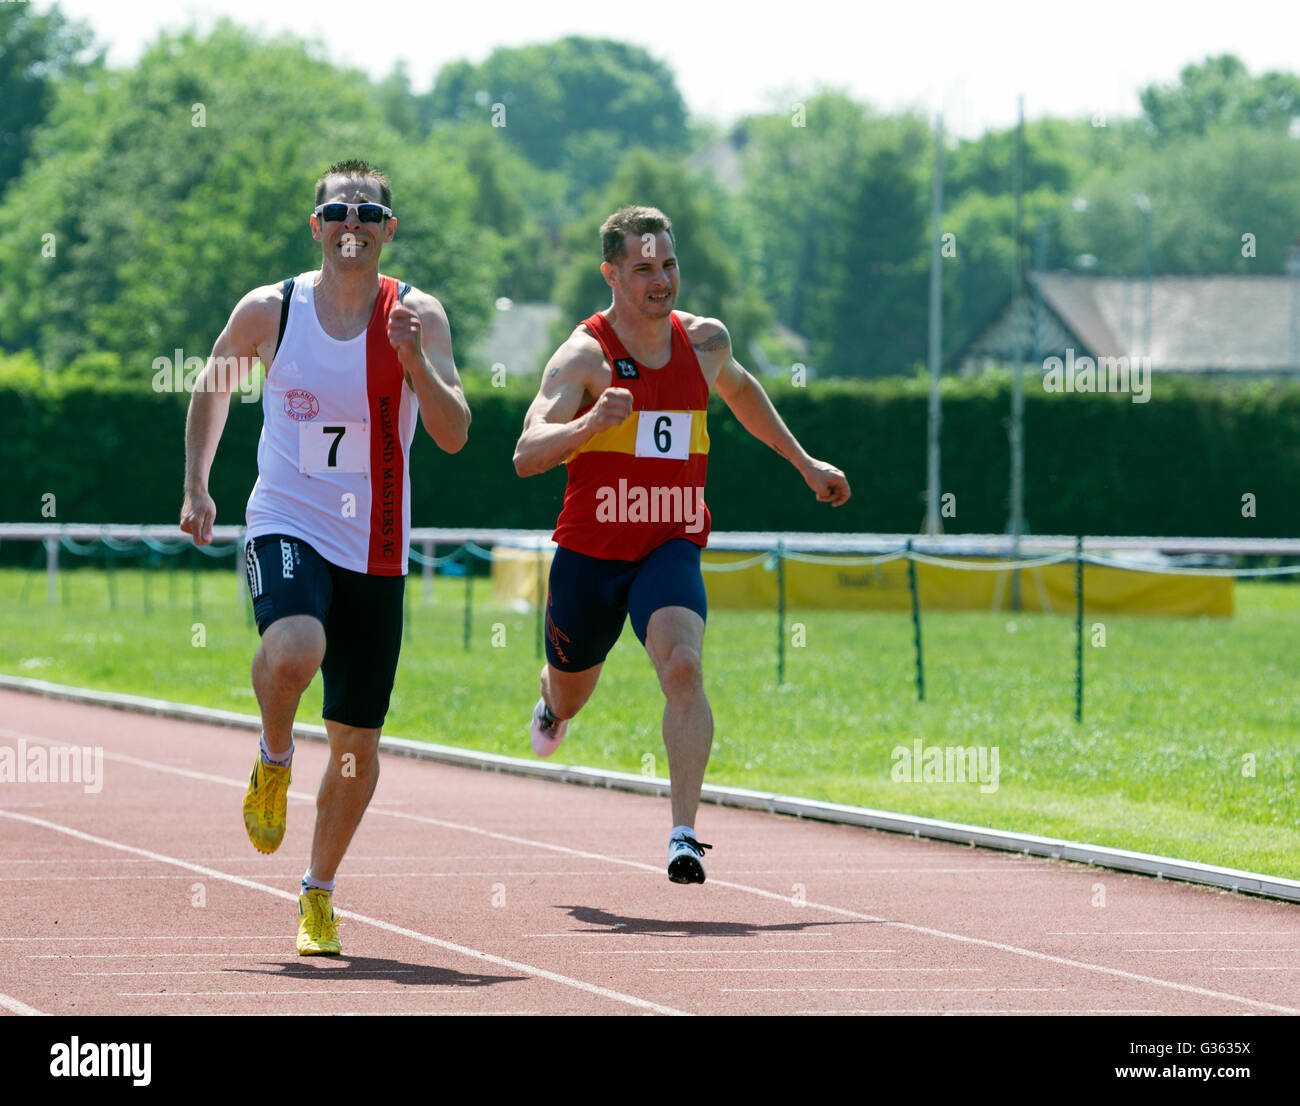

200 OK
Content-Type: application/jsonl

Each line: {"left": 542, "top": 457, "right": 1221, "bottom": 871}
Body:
{"left": 667, "top": 831, "right": 712, "bottom": 884}
{"left": 530, "top": 698, "right": 568, "bottom": 758}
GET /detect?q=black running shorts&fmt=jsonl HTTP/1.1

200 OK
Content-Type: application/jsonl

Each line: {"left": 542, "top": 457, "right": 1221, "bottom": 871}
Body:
{"left": 243, "top": 533, "right": 404, "bottom": 729}
{"left": 544, "top": 538, "right": 708, "bottom": 672}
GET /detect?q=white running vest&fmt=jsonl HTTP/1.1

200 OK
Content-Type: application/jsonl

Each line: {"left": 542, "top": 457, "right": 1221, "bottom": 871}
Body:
{"left": 245, "top": 272, "right": 419, "bottom": 576}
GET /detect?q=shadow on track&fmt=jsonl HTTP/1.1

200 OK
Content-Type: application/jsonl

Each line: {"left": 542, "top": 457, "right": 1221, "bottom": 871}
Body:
{"left": 226, "top": 955, "right": 526, "bottom": 988}
{"left": 553, "top": 904, "right": 876, "bottom": 937}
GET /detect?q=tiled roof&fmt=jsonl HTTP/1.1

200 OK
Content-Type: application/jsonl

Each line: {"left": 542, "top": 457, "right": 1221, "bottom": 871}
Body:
{"left": 967, "top": 273, "right": 1300, "bottom": 372}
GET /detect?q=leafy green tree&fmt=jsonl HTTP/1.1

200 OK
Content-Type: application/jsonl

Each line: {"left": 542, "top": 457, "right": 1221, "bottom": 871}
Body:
{"left": 739, "top": 94, "right": 930, "bottom": 376}
{"left": 0, "top": 3, "right": 99, "bottom": 198}
{"left": 423, "top": 37, "right": 689, "bottom": 198}
{"left": 436, "top": 122, "right": 565, "bottom": 301}
{"left": 374, "top": 61, "right": 421, "bottom": 141}
{"left": 1140, "top": 54, "right": 1300, "bottom": 141}
{"left": 1062, "top": 128, "right": 1300, "bottom": 275}
{"left": 552, "top": 149, "right": 769, "bottom": 363}
{"left": 0, "top": 21, "right": 502, "bottom": 370}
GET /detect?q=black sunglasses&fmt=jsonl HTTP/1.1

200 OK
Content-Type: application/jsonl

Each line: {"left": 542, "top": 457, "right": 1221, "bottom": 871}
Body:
{"left": 314, "top": 202, "right": 393, "bottom": 224}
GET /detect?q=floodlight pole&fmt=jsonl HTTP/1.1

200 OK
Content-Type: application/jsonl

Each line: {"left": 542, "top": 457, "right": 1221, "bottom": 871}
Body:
{"left": 924, "top": 113, "right": 944, "bottom": 536}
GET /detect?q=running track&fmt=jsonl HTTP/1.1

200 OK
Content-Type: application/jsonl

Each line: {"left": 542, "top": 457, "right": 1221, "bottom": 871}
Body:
{"left": 0, "top": 689, "right": 1296, "bottom": 1017}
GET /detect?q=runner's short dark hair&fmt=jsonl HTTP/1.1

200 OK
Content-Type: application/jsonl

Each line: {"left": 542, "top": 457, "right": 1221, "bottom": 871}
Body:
{"left": 315, "top": 159, "right": 392, "bottom": 209}
{"left": 600, "top": 206, "right": 673, "bottom": 263}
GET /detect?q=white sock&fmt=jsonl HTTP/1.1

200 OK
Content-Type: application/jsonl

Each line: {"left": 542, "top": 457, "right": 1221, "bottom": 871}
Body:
{"left": 260, "top": 733, "right": 293, "bottom": 766}
{"left": 301, "top": 871, "right": 335, "bottom": 895}
{"left": 670, "top": 824, "right": 695, "bottom": 841}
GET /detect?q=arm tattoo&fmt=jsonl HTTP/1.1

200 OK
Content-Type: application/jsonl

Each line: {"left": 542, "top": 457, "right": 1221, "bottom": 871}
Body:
{"left": 691, "top": 330, "right": 731, "bottom": 354}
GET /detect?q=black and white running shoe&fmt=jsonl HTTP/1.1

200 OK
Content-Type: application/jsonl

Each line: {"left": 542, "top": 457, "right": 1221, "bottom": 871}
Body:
{"left": 667, "top": 832, "right": 712, "bottom": 884}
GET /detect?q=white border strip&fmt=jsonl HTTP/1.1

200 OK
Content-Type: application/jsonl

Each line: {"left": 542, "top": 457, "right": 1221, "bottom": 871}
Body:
{"left": 0, "top": 990, "right": 48, "bottom": 1016}
{"left": 3, "top": 674, "right": 1297, "bottom": 904}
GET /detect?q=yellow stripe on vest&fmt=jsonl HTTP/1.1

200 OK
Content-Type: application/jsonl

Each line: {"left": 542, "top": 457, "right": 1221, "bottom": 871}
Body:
{"left": 568, "top": 409, "right": 709, "bottom": 461}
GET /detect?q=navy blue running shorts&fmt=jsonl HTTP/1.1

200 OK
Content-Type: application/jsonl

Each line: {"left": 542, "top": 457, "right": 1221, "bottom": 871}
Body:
{"left": 544, "top": 538, "right": 708, "bottom": 672}
{"left": 243, "top": 533, "right": 405, "bottom": 729}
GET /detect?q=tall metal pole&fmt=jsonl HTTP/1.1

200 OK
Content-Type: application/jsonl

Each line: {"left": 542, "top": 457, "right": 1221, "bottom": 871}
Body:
{"left": 1289, "top": 245, "right": 1300, "bottom": 371}
{"left": 1135, "top": 194, "right": 1153, "bottom": 358}
{"left": 1008, "top": 95, "right": 1026, "bottom": 610}
{"left": 925, "top": 113, "right": 944, "bottom": 536}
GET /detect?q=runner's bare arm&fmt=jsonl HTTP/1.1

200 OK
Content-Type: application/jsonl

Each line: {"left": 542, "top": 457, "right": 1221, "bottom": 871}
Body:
{"left": 513, "top": 332, "right": 631, "bottom": 477}
{"left": 689, "top": 316, "right": 851, "bottom": 507}
{"left": 387, "top": 290, "right": 470, "bottom": 453}
{"left": 180, "top": 286, "right": 279, "bottom": 545}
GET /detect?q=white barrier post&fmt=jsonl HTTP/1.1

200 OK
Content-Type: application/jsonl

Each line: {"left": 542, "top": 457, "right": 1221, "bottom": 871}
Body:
{"left": 45, "top": 536, "right": 58, "bottom": 606}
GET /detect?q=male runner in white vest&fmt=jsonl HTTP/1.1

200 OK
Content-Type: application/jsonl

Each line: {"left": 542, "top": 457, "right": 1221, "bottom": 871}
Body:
{"left": 180, "top": 159, "right": 470, "bottom": 954}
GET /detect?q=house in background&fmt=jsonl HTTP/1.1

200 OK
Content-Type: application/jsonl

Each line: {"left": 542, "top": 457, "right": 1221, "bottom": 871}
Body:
{"left": 961, "top": 269, "right": 1300, "bottom": 377}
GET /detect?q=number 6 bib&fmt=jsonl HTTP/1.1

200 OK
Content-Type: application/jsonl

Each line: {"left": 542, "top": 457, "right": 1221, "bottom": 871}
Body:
{"left": 633, "top": 411, "right": 692, "bottom": 460}
{"left": 299, "top": 420, "right": 370, "bottom": 474}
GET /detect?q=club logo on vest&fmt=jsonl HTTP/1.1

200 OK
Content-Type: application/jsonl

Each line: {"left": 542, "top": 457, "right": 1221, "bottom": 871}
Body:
{"left": 613, "top": 358, "right": 639, "bottom": 380}
{"left": 284, "top": 389, "right": 319, "bottom": 421}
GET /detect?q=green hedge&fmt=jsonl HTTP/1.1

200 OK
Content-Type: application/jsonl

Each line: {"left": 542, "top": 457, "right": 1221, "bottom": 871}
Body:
{"left": 1, "top": 366, "right": 1295, "bottom": 537}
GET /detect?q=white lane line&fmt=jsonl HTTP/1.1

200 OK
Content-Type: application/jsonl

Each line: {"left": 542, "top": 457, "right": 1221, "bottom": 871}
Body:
{"left": 0, "top": 991, "right": 48, "bottom": 1016}
{"left": 31, "top": 953, "right": 344, "bottom": 959}
{"left": 360, "top": 811, "right": 1300, "bottom": 1014}
{"left": 724, "top": 868, "right": 1058, "bottom": 875}
{"left": 1, "top": 875, "right": 210, "bottom": 881}
{"left": 0, "top": 936, "right": 286, "bottom": 941}
{"left": 797, "top": 1008, "right": 1163, "bottom": 1015}
{"left": 115, "top": 992, "right": 478, "bottom": 1003}
{"left": 289, "top": 1011, "right": 544, "bottom": 1017}
{"left": 0, "top": 810, "right": 687, "bottom": 1017}
{"left": 0, "top": 872, "right": 630, "bottom": 881}
{"left": 723, "top": 987, "right": 1067, "bottom": 993}
{"left": 648, "top": 967, "right": 983, "bottom": 973}
{"left": 573, "top": 949, "right": 898, "bottom": 955}
{"left": 10, "top": 729, "right": 1298, "bottom": 1016}
{"left": 0, "top": 856, "right": 582, "bottom": 863}
{"left": 72, "top": 970, "right": 412, "bottom": 977}
{"left": 521, "top": 932, "right": 832, "bottom": 938}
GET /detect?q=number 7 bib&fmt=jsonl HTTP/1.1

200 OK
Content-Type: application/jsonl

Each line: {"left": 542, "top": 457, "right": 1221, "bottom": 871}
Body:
{"left": 299, "top": 420, "right": 369, "bottom": 474}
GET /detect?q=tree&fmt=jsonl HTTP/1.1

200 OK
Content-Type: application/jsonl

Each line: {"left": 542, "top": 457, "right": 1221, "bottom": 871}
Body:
{"left": 0, "top": 22, "right": 503, "bottom": 369}
{"left": 1061, "top": 129, "right": 1300, "bottom": 275}
{"left": 0, "top": 2, "right": 100, "bottom": 198}
{"left": 435, "top": 122, "right": 566, "bottom": 301}
{"left": 424, "top": 37, "right": 689, "bottom": 200}
{"left": 553, "top": 149, "right": 769, "bottom": 360}
{"left": 1140, "top": 55, "right": 1300, "bottom": 141}
{"left": 739, "top": 93, "right": 930, "bottom": 376}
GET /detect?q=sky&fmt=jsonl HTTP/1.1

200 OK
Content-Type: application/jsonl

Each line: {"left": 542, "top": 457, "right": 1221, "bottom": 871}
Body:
{"left": 30, "top": 0, "right": 1300, "bottom": 138}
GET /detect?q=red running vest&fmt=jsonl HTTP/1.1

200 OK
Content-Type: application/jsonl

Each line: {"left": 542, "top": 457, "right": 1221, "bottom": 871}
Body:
{"left": 551, "top": 311, "right": 712, "bottom": 561}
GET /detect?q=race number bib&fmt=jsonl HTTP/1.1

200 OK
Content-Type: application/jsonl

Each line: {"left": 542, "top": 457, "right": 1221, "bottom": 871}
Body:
{"left": 298, "top": 420, "right": 369, "bottom": 474}
{"left": 634, "top": 411, "right": 691, "bottom": 460}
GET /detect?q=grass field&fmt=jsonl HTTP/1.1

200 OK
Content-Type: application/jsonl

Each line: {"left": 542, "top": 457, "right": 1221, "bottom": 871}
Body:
{"left": 1, "top": 561, "right": 1297, "bottom": 878}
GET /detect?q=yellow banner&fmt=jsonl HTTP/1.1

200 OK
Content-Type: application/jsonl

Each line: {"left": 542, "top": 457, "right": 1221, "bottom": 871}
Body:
{"left": 702, "top": 553, "right": 1232, "bottom": 617}
{"left": 491, "top": 549, "right": 1232, "bottom": 618}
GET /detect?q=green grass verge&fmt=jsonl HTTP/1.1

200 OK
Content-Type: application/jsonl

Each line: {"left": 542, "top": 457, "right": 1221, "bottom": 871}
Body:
{"left": 1, "top": 563, "right": 1296, "bottom": 878}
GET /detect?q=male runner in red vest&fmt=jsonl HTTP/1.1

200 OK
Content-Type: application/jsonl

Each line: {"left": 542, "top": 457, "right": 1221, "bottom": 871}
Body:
{"left": 513, "top": 206, "right": 850, "bottom": 883}
{"left": 180, "top": 159, "right": 470, "bottom": 952}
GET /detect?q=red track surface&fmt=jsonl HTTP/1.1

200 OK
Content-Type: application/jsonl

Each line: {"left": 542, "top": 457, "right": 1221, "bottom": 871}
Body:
{"left": 0, "top": 688, "right": 1297, "bottom": 1017}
